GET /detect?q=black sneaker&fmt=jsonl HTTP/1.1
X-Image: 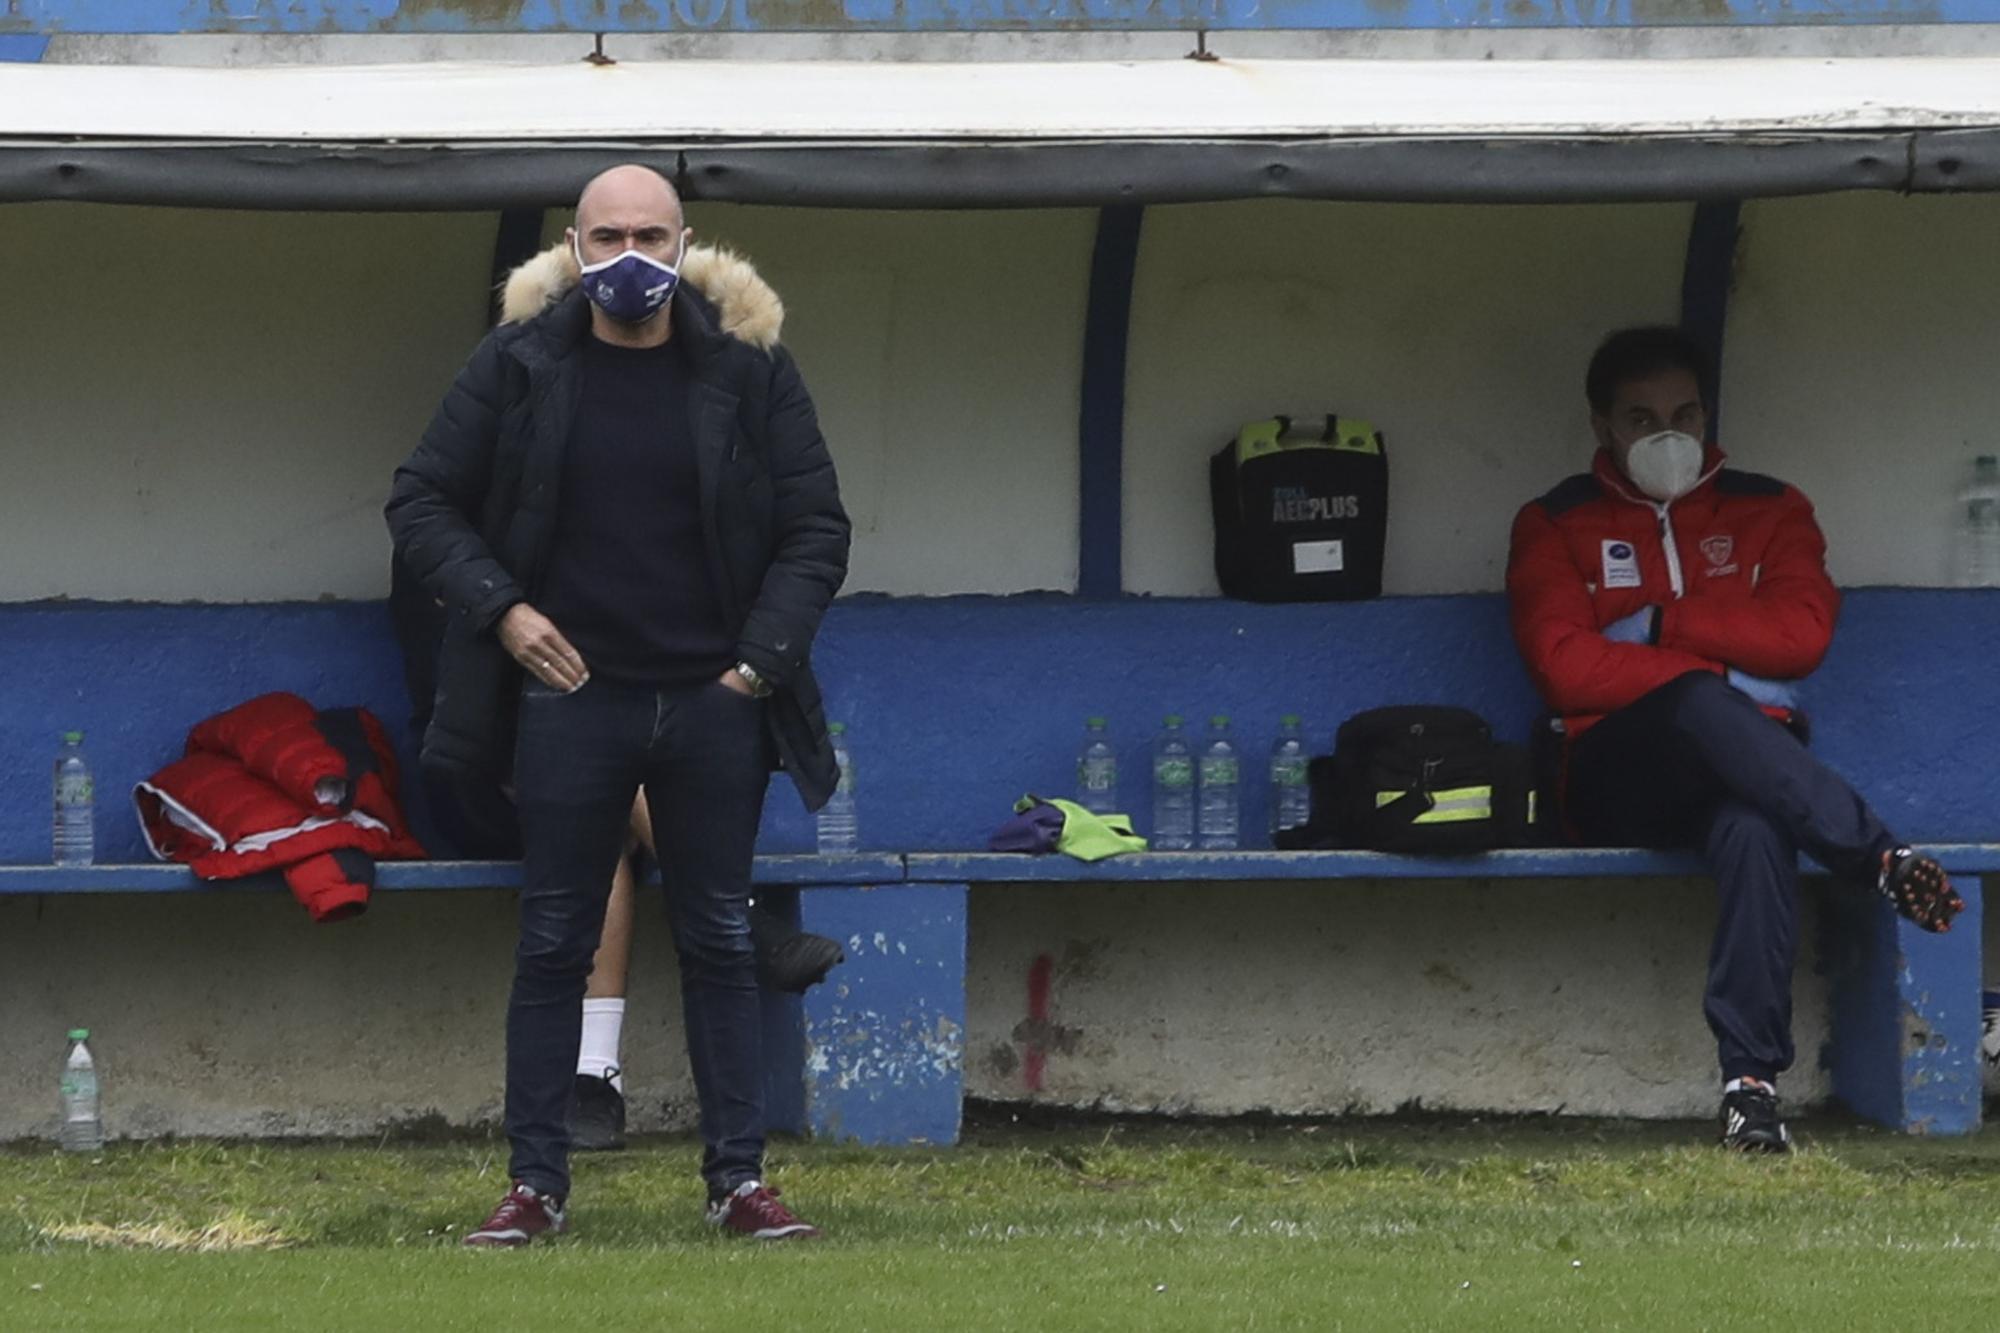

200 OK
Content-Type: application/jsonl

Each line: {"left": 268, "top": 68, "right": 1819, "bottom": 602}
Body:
{"left": 750, "top": 906, "right": 845, "bottom": 994}
{"left": 1720, "top": 1079, "right": 1791, "bottom": 1154}
{"left": 1877, "top": 847, "right": 1964, "bottom": 934}
{"left": 568, "top": 1072, "right": 627, "bottom": 1153}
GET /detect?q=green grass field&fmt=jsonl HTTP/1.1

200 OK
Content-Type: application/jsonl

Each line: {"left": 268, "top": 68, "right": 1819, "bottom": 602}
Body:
{"left": 3, "top": 1109, "right": 1997, "bottom": 1331}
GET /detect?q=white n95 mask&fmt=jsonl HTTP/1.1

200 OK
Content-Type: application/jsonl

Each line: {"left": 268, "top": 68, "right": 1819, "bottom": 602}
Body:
{"left": 1623, "top": 430, "right": 1704, "bottom": 503}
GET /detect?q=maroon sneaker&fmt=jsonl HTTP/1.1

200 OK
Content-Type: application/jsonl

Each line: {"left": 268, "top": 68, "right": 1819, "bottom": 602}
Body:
{"left": 462, "top": 1182, "right": 567, "bottom": 1248}
{"left": 705, "top": 1181, "right": 821, "bottom": 1241}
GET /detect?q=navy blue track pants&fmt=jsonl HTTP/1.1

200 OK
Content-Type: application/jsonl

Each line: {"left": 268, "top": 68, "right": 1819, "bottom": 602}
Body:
{"left": 1564, "top": 671, "right": 1898, "bottom": 1083}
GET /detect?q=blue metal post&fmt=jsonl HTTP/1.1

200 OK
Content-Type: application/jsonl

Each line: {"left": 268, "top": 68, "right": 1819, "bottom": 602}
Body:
{"left": 1824, "top": 877, "right": 1984, "bottom": 1134}
{"left": 798, "top": 882, "right": 968, "bottom": 1146}
{"left": 1077, "top": 205, "right": 1143, "bottom": 598}
{"left": 1679, "top": 199, "right": 1741, "bottom": 433}
{"left": 487, "top": 208, "right": 546, "bottom": 326}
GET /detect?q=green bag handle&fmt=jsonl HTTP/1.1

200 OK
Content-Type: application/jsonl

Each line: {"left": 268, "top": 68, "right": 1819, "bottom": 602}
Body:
{"left": 1234, "top": 415, "right": 1381, "bottom": 468}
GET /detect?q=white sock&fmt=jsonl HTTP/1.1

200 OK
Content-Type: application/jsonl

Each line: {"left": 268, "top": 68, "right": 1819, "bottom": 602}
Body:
{"left": 1723, "top": 1076, "right": 1773, "bottom": 1095}
{"left": 578, "top": 998, "right": 626, "bottom": 1091}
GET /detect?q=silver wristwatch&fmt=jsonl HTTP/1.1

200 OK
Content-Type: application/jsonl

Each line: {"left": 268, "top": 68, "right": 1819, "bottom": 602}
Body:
{"left": 732, "top": 661, "right": 774, "bottom": 698}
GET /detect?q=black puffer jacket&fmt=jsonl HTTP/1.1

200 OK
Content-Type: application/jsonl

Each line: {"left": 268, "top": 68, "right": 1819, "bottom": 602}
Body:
{"left": 385, "top": 243, "right": 850, "bottom": 810}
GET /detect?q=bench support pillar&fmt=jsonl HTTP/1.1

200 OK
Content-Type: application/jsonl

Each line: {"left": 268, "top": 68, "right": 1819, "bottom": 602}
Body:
{"left": 787, "top": 881, "right": 967, "bottom": 1146}
{"left": 1824, "top": 876, "right": 1984, "bottom": 1135}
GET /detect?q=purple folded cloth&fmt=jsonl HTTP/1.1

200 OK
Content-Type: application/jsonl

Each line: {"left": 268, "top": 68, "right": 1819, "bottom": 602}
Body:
{"left": 987, "top": 800, "right": 1065, "bottom": 854}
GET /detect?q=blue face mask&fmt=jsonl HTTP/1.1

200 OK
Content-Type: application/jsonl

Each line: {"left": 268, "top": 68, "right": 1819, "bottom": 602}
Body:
{"left": 572, "top": 234, "right": 685, "bottom": 324}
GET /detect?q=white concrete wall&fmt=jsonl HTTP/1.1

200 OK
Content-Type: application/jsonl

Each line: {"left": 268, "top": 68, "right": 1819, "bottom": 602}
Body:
{"left": 1124, "top": 194, "right": 2000, "bottom": 595}
{"left": 965, "top": 879, "right": 1839, "bottom": 1118}
{"left": 17, "top": 33, "right": 2000, "bottom": 602}
{"left": 667, "top": 206, "right": 1091, "bottom": 595}
{"left": 0, "top": 892, "right": 700, "bottom": 1141}
{"left": 0, "top": 202, "right": 1086, "bottom": 601}
{"left": 16, "top": 195, "right": 1989, "bottom": 604}
{"left": 0, "top": 205, "right": 494, "bottom": 602}
{"left": 1122, "top": 200, "right": 1690, "bottom": 596}
{"left": 1723, "top": 192, "right": 2000, "bottom": 589}
{"left": 15, "top": 876, "right": 1941, "bottom": 1140}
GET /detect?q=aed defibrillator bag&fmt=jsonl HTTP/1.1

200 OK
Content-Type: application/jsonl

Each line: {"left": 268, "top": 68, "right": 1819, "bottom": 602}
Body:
{"left": 1210, "top": 415, "right": 1389, "bottom": 602}
{"left": 1277, "top": 706, "right": 1535, "bottom": 853}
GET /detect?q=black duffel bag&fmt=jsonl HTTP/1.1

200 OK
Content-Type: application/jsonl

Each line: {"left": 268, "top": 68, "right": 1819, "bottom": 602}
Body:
{"left": 1275, "top": 706, "right": 1536, "bottom": 853}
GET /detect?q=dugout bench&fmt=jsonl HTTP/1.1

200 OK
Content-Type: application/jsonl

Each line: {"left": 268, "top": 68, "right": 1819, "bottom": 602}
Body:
{"left": 3, "top": 591, "right": 1995, "bottom": 1145}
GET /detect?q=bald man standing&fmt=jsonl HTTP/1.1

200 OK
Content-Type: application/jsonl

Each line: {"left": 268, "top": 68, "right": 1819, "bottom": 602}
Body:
{"left": 389, "top": 165, "right": 849, "bottom": 1245}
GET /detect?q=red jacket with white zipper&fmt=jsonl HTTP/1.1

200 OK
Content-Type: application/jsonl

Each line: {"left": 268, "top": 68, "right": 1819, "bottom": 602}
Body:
{"left": 1506, "top": 443, "right": 1840, "bottom": 739}
{"left": 134, "top": 692, "right": 425, "bottom": 922}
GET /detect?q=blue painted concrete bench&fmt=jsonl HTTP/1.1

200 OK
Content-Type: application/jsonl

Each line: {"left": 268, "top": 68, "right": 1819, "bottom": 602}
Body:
{"left": 3, "top": 592, "right": 1996, "bottom": 1143}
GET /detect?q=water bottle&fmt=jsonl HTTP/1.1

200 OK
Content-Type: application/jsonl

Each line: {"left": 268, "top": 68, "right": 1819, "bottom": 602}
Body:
{"left": 1957, "top": 454, "right": 2000, "bottom": 587}
{"left": 816, "top": 722, "right": 858, "bottom": 854}
{"left": 1270, "top": 715, "right": 1312, "bottom": 841}
{"left": 1151, "top": 716, "right": 1195, "bottom": 851}
{"left": 1197, "top": 716, "right": 1241, "bottom": 850}
{"left": 53, "top": 731, "right": 94, "bottom": 868}
{"left": 60, "top": 1029, "right": 103, "bottom": 1153}
{"left": 1076, "top": 718, "right": 1119, "bottom": 815}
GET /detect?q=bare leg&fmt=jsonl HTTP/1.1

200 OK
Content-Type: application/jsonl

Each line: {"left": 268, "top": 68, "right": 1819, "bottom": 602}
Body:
{"left": 584, "top": 794, "right": 649, "bottom": 999}
{"left": 628, "top": 789, "right": 656, "bottom": 856}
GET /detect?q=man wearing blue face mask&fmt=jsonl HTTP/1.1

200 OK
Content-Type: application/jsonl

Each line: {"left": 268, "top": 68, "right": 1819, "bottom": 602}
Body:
{"left": 388, "top": 164, "right": 849, "bottom": 1246}
{"left": 1507, "top": 325, "right": 1962, "bottom": 1155}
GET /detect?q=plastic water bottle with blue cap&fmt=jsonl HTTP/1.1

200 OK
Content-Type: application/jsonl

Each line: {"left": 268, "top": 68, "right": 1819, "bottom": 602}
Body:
{"left": 53, "top": 731, "right": 94, "bottom": 868}
{"left": 816, "top": 723, "right": 858, "bottom": 854}
{"left": 60, "top": 1029, "right": 103, "bottom": 1152}
{"left": 1198, "top": 716, "right": 1241, "bottom": 851}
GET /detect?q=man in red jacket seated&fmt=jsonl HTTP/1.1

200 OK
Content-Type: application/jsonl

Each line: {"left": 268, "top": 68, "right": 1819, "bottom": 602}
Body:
{"left": 1506, "top": 326, "right": 1963, "bottom": 1154}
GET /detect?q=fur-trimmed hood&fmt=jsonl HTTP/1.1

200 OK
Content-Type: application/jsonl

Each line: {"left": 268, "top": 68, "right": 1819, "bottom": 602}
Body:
{"left": 499, "top": 240, "right": 784, "bottom": 350}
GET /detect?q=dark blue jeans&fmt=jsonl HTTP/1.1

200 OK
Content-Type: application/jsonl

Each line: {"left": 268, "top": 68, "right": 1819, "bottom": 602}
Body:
{"left": 506, "top": 675, "right": 771, "bottom": 1200}
{"left": 1565, "top": 671, "right": 1897, "bottom": 1084}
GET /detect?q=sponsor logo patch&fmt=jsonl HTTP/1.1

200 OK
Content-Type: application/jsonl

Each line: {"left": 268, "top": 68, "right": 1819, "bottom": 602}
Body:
{"left": 1601, "top": 539, "right": 1642, "bottom": 589}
